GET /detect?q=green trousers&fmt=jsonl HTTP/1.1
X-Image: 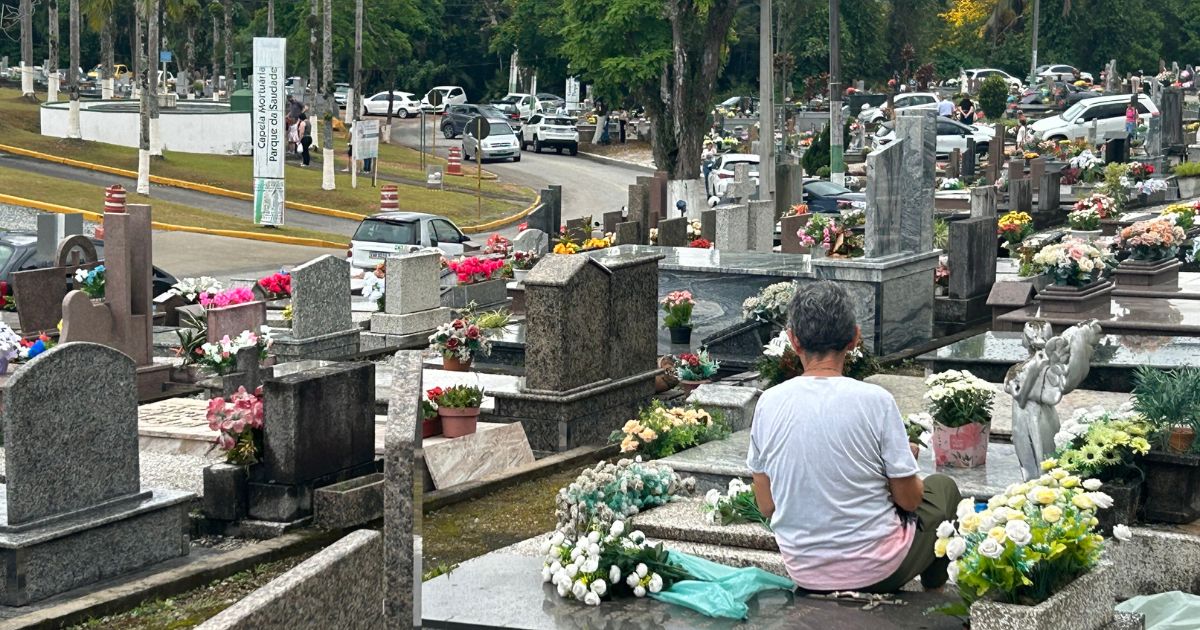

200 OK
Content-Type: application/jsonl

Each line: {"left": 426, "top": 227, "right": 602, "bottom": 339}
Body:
{"left": 860, "top": 474, "right": 963, "bottom": 593}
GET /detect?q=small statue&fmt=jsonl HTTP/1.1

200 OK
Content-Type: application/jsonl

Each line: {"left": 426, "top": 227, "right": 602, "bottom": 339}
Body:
{"left": 1004, "top": 320, "right": 1103, "bottom": 480}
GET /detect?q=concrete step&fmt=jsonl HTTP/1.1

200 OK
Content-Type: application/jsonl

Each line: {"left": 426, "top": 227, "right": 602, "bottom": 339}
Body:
{"left": 631, "top": 498, "right": 778, "bottom": 552}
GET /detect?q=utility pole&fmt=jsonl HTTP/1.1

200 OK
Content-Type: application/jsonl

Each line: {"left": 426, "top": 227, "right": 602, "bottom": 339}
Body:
{"left": 758, "top": 0, "right": 775, "bottom": 199}
{"left": 267, "top": 0, "right": 275, "bottom": 37}
{"left": 1029, "top": 0, "right": 1040, "bottom": 83}
{"left": 829, "top": 0, "right": 843, "bottom": 185}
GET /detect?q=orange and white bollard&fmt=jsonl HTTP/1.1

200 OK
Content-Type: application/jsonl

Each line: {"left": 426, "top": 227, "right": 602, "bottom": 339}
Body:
{"left": 104, "top": 184, "right": 127, "bottom": 213}
{"left": 380, "top": 185, "right": 399, "bottom": 212}
{"left": 446, "top": 147, "right": 463, "bottom": 176}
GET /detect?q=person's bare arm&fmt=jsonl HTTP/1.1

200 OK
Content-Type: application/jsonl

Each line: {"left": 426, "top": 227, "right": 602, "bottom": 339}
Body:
{"left": 888, "top": 474, "right": 924, "bottom": 513}
{"left": 752, "top": 472, "right": 775, "bottom": 519}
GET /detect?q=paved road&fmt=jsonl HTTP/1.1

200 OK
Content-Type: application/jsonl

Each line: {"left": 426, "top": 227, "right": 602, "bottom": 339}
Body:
{"left": 0, "top": 151, "right": 361, "bottom": 237}
{"left": 152, "top": 231, "right": 339, "bottom": 281}
{"left": 387, "top": 116, "right": 645, "bottom": 231}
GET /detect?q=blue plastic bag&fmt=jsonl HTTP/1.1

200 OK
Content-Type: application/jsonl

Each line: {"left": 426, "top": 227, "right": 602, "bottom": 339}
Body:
{"left": 650, "top": 551, "right": 795, "bottom": 619}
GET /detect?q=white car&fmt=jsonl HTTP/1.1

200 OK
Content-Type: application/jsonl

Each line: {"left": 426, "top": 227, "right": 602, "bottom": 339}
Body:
{"left": 705, "top": 153, "right": 760, "bottom": 198}
{"left": 495, "top": 93, "right": 541, "bottom": 120}
{"left": 421, "top": 85, "right": 467, "bottom": 113}
{"left": 1036, "top": 64, "right": 1093, "bottom": 84}
{"left": 363, "top": 91, "right": 421, "bottom": 118}
{"left": 1030, "top": 94, "right": 1158, "bottom": 141}
{"left": 874, "top": 116, "right": 995, "bottom": 157}
{"left": 858, "top": 92, "right": 939, "bottom": 124}
{"left": 463, "top": 119, "right": 521, "bottom": 163}
{"left": 521, "top": 114, "right": 579, "bottom": 155}
{"left": 959, "top": 68, "right": 1024, "bottom": 93}
{"left": 349, "top": 212, "right": 471, "bottom": 269}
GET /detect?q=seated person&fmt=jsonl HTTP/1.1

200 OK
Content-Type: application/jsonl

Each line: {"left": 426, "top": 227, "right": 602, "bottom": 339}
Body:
{"left": 748, "top": 281, "right": 962, "bottom": 593}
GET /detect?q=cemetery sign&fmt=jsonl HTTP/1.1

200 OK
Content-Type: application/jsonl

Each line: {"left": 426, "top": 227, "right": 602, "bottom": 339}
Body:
{"left": 252, "top": 37, "right": 287, "bottom": 226}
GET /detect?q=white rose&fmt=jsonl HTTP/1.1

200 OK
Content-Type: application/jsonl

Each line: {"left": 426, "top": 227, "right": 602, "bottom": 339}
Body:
{"left": 584, "top": 591, "right": 601, "bottom": 606}
{"left": 556, "top": 582, "right": 570, "bottom": 598}
{"left": 978, "top": 514, "right": 995, "bottom": 531}
{"left": 648, "top": 573, "right": 664, "bottom": 594}
{"left": 572, "top": 580, "right": 588, "bottom": 600}
{"left": 587, "top": 531, "right": 601, "bottom": 544}
{"left": 936, "top": 521, "right": 956, "bottom": 539}
{"left": 1113, "top": 524, "right": 1133, "bottom": 542}
{"left": 1088, "top": 492, "right": 1114, "bottom": 510}
{"left": 609, "top": 565, "right": 621, "bottom": 584}
{"left": 626, "top": 573, "right": 639, "bottom": 588}
{"left": 1082, "top": 478, "right": 1103, "bottom": 491}
{"left": 704, "top": 489, "right": 721, "bottom": 507}
{"left": 1005, "top": 520, "right": 1033, "bottom": 546}
{"left": 947, "top": 561, "right": 960, "bottom": 585}
{"left": 588, "top": 543, "right": 601, "bottom": 558}
{"left": 634, "top": 585, "right": 647, "bottom": 598}
{"left": 566, "top": 563, "right": 579, "bottom": 578}
{"left": 582, "top": 557, "right": 599, "bottom": 574}
{"left": 542, "top": 566, "right": 553, "bottom": 583}
{"left": 978, "top": 538, "right": 1004, "bottom": 559}
{"left": 570, "top": 546, "right": 583, "bottom": 561}
{"left": 636, "top": 563, "right": 648, "bottom": 578}
{"left": 610, "top": 521, "right": 625, "bottom": 537}
{"left": 956, "top": 498, "right": 977, "bottom": 521}
{"left": 591, "top": 579, "right": 608, "bottom": 596}
{"left": 946, "top": 536, "right": 967, "bottom": 561}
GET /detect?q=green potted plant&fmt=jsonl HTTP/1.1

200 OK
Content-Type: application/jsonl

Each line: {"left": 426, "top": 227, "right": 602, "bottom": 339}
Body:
{"left": 1049, "top": 406, "right": 1152, "bottom": 533}
{"left": 428, "top": 318, "right": 491, "bottom": 371}
{"left": 924, "top": 370, "right": 995, "bottom": 468}
{"left": 608, "top": 401, "right": 728, "bottom": 459}
{"left": 661, "top": 290, "right": 695, "bottom": 345}
{"left": 1174, "top": 162, "right": 1200, "bottom": 199}
{"left": 428, "top": 384, "right": 484, "bottom": 438}
{"left": 510, "top": 250, "right": 540, "bottom": 283}
{"left": 1131, "top": 366, "right": 1200, "bottom": 523}
{"left": 674, "top": 349, "right": 719, "bottom": 392}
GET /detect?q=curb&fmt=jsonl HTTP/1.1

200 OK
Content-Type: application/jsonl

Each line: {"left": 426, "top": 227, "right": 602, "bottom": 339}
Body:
{"left": 0, "top": 529, "right": 341, "bottom": 630}
{"left": 576, "top": 150, "right": 656, "bottom": 174}
{"left": 0, "top": 193, "right": 345, "bottom": 249}
{"left": 459, "top": 194, "right": 540, "bottom": 234}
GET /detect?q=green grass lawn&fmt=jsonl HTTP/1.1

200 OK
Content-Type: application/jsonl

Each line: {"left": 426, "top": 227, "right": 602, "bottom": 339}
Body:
{"left": 0, "top": 89, "right": 533, "bottom": 226}
{"left": 0, "top": 165, "right": 348, "bottom": 244}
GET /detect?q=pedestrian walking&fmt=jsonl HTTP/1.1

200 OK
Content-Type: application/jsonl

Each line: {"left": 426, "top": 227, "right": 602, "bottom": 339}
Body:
{"left": 1125, "top": 96, "right": 1138, "bottom": 140}
{"left": 956, "top": 97, "right": 975, "bottom": 125}
{"left": 297, "top": 113, "right": 312, "bottom": 167}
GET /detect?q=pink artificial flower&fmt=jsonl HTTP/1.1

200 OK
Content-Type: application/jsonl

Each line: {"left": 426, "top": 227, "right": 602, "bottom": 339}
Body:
{"left": 231, "top": 419, "right": 246, "bottom": 434}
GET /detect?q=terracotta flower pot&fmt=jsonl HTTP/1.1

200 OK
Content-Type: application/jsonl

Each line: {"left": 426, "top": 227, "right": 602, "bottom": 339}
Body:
{"left": 422, "top": 416, "right": 443, "bottom": 439}
{"left": 439, "top": 407, "right": 480, "bottom": 438}
{"left": 442, "top": 355, "right": 473, "bottom": 372}
{"left": 678, "top": 379, "right": 709, "bottom": 393}
{"left": 932, "top": 421, "right": 990, "bottom": 468}
{"left": 1169, "top": 427, "right": 1196, "bottom": 454}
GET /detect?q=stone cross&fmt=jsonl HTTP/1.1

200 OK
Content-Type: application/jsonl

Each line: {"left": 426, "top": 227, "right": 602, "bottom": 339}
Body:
{"left": 384, "top": 351, "right": 423, "bottom": 626}
{"left": 725, "top": 163, "right": 757, "bottom": 202}
{"left": 289, "top": 254, "right": 353, "bottom": 339}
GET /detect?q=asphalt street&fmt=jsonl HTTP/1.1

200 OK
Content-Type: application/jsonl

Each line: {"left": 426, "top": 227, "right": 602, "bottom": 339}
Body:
{"left": 386, "top": 115, "right": 646, "bottom": 232}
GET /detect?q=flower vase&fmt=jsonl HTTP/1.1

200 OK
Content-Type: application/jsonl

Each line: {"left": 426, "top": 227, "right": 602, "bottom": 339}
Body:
{"left": 439, "top": 407, "right": 480, "bottom": 438}
{"left": 931, "top": 421, "right": 990, "bottom": 468}
{"left": 678, "top": 379, "right": 709, "bottom": 393}
{"left": 668, "top": 326, "right": 692, "bottom": 345}
{"left": 422, "top": 416, "right": 443, "bottom": 439}
{"left": 810, "top": 248, "right": 826, "bottom": 260}
{"left": 442, "top": 355, "right": 473, "bottom": 372}
{"left": 1169, "top": 427, "right": 1196, "bottom": 454}
{"left": 513, "top": 269, "right": 529, "bottom": 283}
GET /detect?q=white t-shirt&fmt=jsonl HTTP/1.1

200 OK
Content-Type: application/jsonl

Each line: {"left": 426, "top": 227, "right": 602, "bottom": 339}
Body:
{"left": 747, "top": 376, "right": 919, "bottom": 590}
{"left": 937, "top": 100, "right": 955, "bottom": 117}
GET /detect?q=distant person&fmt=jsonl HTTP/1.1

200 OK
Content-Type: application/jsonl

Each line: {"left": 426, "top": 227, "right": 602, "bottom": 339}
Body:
{"left": 1125, "top": 97, "right": 1138, "bottom": 139}
{"left": 297, "top": 113, "right": 312, "bottom": 167}
{"left": 936, "top": 96, "right": 954, "bottom": 118}
{"left": 1015, "top": 114, "right": 1032, "bottom": 148}
{"left": 956, "top": 97, "right": 975, "bottom": 124}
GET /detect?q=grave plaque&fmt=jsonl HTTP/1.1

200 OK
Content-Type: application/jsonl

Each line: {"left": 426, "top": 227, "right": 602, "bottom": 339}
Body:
{"left": 657, "top": 217, "right": 688, "bottom": 247}
{"left": 565, "top": 217, "right": 590, "bottom": 243}
{"left": 289, "top": 254, "right": 353, "bottom": 339}
{"left": 714, "top": 203, "right": 750, "bottom": 252}
{"left": 864, "top": 140, "right": 905, "bottom": 258}
{"left": 614, "top": 221, "right": 641, "bottom": 246}
{"left": 780, "top": 214, "right": 811, "bottom": 254}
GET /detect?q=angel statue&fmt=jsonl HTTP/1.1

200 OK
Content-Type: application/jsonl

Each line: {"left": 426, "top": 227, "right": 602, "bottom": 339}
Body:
{"left": 1004, "top": 319, "right": 1103, "bottom": 480}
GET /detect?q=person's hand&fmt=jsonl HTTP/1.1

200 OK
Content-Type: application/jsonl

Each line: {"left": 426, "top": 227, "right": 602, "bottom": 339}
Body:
{"left": 909, "top": 442, "right": 921, "bottom": 460}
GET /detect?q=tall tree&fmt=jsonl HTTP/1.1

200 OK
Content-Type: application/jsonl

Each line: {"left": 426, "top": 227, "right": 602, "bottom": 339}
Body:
{"left": 137, "top": 0, "right": 150, "bottom": 194}
{"left": 149, "top": 0, "right": 161, "bottom": 156}
{"left": 353, "top": 0, "right": 362, "bottom": 123}
{"left": 267, "top": 0, "right": 274, "bottom": 36}
{"left": 20, "top": 0, "right": 33, "bottom": 96}
{"left": 210, "top": 8, "right": 219, "bottom": 94}
{"left": 222, "top": 0, "right": 231, "bottom": 91}
{"left": 67, "top": 0, "right": 81, "bottom": 137}
{"left": 48, "top": 0, "right": 60, "bottom": 101}
{"left": 321, "top": 0, "right": 335, "bottom": 190}
{"left": 308, "top": 0, "right": 318, "bottom": 108}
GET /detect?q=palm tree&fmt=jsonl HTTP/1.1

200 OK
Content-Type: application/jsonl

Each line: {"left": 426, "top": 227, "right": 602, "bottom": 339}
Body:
{"left": 67, "top": 0, "right": 82, "bottom": 138}
{"left": 164, "top": 0, "right": 201, "bottom": 96}
{"left": 222, "top": 0, "right": 231, "bottom": 92}
{"left": 48, "top": 0, "right": 60, "bottom": 101}
{"left": 320, "top": 0, "right": 335, "bottom": 190}
{"left": 137, "top": 0, "right": 150, "bottom": 194}
{"left": 267, "top": 0, "right": 274, "bottom": 36}
{"left": 148, "top": 0, "right": 161, "bottom": 156}
{"left": 20, "top": 0, "right": 33, "bottom": 96}
{"left": 82, "top": 0, "right": 117, "bottom": 99}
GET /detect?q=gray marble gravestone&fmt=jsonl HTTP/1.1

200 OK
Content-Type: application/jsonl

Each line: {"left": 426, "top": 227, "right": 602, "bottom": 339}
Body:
{"left": 614, "top": 220, "right": 642, "bottom": 246}
{"left": 245, "top": 360, "right": 378, "bottom": 523}
{"left": 635, "top": 176, "right": 659, "bottom": 229}
{"left": 657, "top": 217, "right": 689, "bottom": 247}
{"left": 714, "top": 203, "right": 751, "bottom": 252}
{"left": 1029, "top": 158, "right": 1045, "bottom": 193}
{"left": 1162, "top": 87, "right": 1184, "bottom": 149}
{"left": 774, "top": 163, "right": 804, "bottom": 220}
{"left": 971, "top": 185, "right": 998, "bottom": 218}
{"left": 747, "top": 200, "right": 775, "bottom": 253}
{"left": 0, "top": 343, "right": 191, "bottom": 605}
{"left": 1038, "top": 168, "right": 1063, "bottom": 214}
{"left": 627, "top": 183, "right": 652, "bottom": 233}
{"left": 864, "top": 139, "right": 905, "bottom": 257}
{"left": 895, "top": 110, "right": 936, "bottom": 254}
{"left": 1011, "top": 178, "right": 1033, "bottom": 213}
{"left": 365, "top": 249, "right": 452, "bottom": 351}
{"left": 512, "top": 227, "right": 549, "bottom": 257}
{"left": 601, "top": 210, "right": 624, "bottom": 236}
{"left": 936, "top": 216, "right": 999, "bottom": 329}
{"left": 963, "top": 140, "right": 977, "bottom": 179}
{"left": 271, "top": 254, "right": 360, "bottom": 361}
{"left": 490, "top": 250, "right": 664, "bottom": 451}
{"left": 1146, "top": 115, "right": 1163, "bottom": 161}
{"left": 565, "top": 217, "right": 591, "bottom": 243}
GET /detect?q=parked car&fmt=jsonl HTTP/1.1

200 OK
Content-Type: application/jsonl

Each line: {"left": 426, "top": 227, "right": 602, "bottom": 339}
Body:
{"left": 489, "top": 103, "right": 525, "bottom": 134}
{"left": 334, "top": 83, "right": 351, "bottom": 106}
{"left": 802, "top": 179, "right": 866, "bottom": 214}
{"left": 363, "top": 91, "right": 421, "bottom": 118}
{"left": 705, "top": 153, "right": 760, "bottom": 197}
{"left": 86, "top": 63, "right": 132, "bottom": 80}
{"left": 535, "top": 93, "right": 565, "bottom": 109}
{"left": 1034, "top": 64, "right": 1094, "bottom": 84}
{"left": 959, "top": 68, "right": 1024, "bottom": 92}
{"left": 857, "top": 92, "right": 939, "bottom": 125}
{"left": 521, "top": 113, "right": 579, "bottom": 155}
{"left": 1019, "top": 81, "right": 1101, "bottom": 109}
{"left": 462, "top": 119, "right": 521, "bottom": 163}
{"left": 0, "top": 231, "right": 176, "bottom": 296}
{"left": 1030, "top": 93, "right": 1158, "bottom": 141}
{"left": 421, "top": 86, "right": 467, "bottom": 113}
{"left": 349, "top": 213, "right": 473, "bottom": 269}
{"left": 441, "top": 104, "right": 510, "bottom": 138}
{"left": 874, "top": 116, "right": 994, "bottom": 157}
{"left": 494, "top": 93, "right": 541, "bottom": 120}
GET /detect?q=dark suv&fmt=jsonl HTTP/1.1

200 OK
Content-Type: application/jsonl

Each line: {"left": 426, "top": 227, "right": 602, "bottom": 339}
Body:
{"left": 441, "top": 104, "right": 514, "bottom": 139}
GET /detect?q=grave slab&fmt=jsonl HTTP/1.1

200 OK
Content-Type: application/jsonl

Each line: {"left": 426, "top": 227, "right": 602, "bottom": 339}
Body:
{"left": 422, "top": 422, "right": 534, "bottom": 489}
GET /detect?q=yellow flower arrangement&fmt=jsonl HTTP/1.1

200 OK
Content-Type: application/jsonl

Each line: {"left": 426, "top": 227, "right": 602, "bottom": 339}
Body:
{"left": 581, "top": 236, "right": 613, "bottom": 250}
{"left": 609, "top": 401, "right": 728, "bottom": 459}
{"left": 553, "top": 242, "right": 580, "bottom": 255}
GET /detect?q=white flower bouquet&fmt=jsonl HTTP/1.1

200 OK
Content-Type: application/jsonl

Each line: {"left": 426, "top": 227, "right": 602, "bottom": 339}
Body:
{"left": 555, "top": 458, "right": 695, "bottom": 538}
{"left": 1029, "top": 239, "right": 1111, "bottom": 286}
{"left": 541, "top": 520, "right": 691, "bottom": 606}
{"left": 741, "top": 282, "right": 796, "bottom": 325}
{"left": 168, "top": 276, "right": 224, "bottom": 303}
{"left": 700, "top": 478, "right": 770, "bottom": 528}
{"left": 923, "top": 370, "right": 995, "bottom": 428}
{"left": 934, "top": 466, "right": 1128, "bottom": 617}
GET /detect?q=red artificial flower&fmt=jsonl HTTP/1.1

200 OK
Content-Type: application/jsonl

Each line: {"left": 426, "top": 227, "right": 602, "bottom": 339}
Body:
{"left": 465, "top": 326, "right": 481, "bottom": 339}
{"left": 518, "top": 223, "right": 529, "bottom": 232}
{"left": 446, "top": 338, "right": 460, "bottom": 349}
{"left": 452, "top": 319, "right": 465, "bottom": 329}
{"left": 426, "top": 387, "right": 444, "bottom": 400}
{"left": 37, "top": 333, "right": 51, "bottom": 344}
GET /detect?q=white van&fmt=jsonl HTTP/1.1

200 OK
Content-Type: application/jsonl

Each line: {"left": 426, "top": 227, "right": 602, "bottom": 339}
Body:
{"left": 1030, "top": 94, "right": 1158, "bottom": 141}
{"left": 421, "top": 86, "right": 467, "bottom": 113}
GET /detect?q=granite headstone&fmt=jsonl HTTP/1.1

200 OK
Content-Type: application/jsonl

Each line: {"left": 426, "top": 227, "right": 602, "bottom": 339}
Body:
{"left": 895, "top": 110, "right": 936, "bottom": 253}
{"left": 289, "top": 255, "right": 353, "bottom": 339}
{"left": 657, "top": 217, "right": 689, "bottom": 247}
{"left": 714, "top": 203, "right": 750, "bottom": 252}
{"left": 384, "top": 351, "right": 422, "bottom": 627}
{"left": 614, "top": 221, "right": 642, "bottom": 246}
{"left": 512, "top": 228, "right": 549, "bottom": 257}
{"left": 523, "top": 255, "right": 611, "bottom": 392}
{"left": 864, "top": 139, "right": 905, "bottom": 258}
{"left": 948, "top": 217, "right": 998, "bottom": 300}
